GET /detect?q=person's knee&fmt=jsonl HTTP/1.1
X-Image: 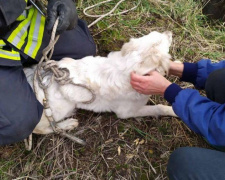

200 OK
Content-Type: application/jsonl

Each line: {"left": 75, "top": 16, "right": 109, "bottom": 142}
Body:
{"left": 0, "top": 100, "right": 43, "bottom": 145}
{"left": 205, "top": 68, "right": 225, "bottom": 103}
{"left": 206, "top": 68, "right": 225, "bottom": 87}
{"left": 167, "top": 147, "right": 197, "bottom": 179}
{"left": 168, "top": 147, "right": 225, "bottom": 180}
{"left": 16, "top": 100, "right": 43, "bottom": 138}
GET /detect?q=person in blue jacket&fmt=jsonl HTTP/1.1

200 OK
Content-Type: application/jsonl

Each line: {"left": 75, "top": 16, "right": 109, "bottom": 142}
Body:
{"left": 130, "top": 59, "right": 225, "bottom": 179}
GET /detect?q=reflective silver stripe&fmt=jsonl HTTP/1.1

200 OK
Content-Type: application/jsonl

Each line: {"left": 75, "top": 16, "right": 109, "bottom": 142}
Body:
{"left": 7, "top": 7, "right": 45, "bottom": 60}
{"left": 7, "top": 7, "right": 34, "bottom": 50}
{"left": 16, "top": 10, "right": 27, "bottom": 21}
{"left": 25, "top": 11, "right": 42, "bottom": 57}
{"left": 10, "top": 21, "right": 31, "bottom": 47}
{"left": 0, "top": 50, "right": 20, "bottom": 58}
{"left": 21, "top": 10, "right": 27, "bottom": 18}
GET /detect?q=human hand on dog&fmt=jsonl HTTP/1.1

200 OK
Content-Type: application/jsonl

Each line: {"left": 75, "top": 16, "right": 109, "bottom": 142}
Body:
{"left": 130, "top": 71, "right": 171, "bottom": 96}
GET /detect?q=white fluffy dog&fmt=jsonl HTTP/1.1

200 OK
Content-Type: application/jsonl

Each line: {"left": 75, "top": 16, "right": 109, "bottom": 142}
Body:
{"left": 24, "top": 31, "right": 176, "bottom": 135}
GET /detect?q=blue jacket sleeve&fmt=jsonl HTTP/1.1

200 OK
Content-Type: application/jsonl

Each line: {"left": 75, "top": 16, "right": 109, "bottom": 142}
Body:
{"left": 165, "top": 83, "right": 225, "bottom": 146}
{"left": 180, "top": 59, "right": 225, "bottom": 89}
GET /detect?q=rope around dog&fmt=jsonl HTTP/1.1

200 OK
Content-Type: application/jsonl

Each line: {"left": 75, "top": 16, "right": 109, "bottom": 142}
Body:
{"left": 24, "top": 18, "right": 96, "bottom": 150}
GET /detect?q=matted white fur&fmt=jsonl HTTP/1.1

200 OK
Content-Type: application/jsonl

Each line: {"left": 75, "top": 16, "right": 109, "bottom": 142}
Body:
{"left": 24, "top": 31, "right": 176, "bottom": 135}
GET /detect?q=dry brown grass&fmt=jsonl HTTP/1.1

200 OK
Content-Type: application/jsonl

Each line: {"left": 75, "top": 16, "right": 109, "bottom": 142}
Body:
{"left": 0, "top": 111, "right": 210, "bottom": 179}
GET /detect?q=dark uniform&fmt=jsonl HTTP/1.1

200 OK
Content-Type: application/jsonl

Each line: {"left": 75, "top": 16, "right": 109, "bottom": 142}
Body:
{"left": 0, "top": 0, "right": 96, "bottom": 145}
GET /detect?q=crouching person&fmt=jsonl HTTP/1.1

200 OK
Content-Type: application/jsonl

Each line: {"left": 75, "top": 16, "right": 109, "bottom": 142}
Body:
{"left": 130, "top": 60, "right": 225, "bottom": 179}
{"left": 0, "top": 0, "right": 96, "bottom": 145}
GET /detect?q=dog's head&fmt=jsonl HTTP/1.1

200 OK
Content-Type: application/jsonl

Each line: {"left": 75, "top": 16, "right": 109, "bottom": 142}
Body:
{"left": 121, "top": 31, "right": 172, "bottom": 75}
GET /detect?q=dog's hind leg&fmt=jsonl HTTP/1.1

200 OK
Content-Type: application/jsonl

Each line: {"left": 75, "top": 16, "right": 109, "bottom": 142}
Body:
{"left": 117, "top": 105, "right": 177, "bottom": 119}
{"left": 56, "top": 118, "right": 79, "bottom": 131}
{"left": 33, "top": 118, "right": 79, "bottom": 134}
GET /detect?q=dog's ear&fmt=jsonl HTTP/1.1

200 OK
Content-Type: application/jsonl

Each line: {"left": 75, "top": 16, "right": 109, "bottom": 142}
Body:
{"left": 121, "top": 38, "right": 139, "bottom": 56}
{"left": 135, "top": 48, "right": 171, "bottom": 76}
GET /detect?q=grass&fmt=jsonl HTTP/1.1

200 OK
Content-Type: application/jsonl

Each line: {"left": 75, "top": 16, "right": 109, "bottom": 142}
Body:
{"left": 1, "top": 0, "right": 225, "bottom": 179}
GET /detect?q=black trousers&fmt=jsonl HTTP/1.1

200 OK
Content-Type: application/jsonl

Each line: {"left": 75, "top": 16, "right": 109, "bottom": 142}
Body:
{"left": 0, "top": 20, "right": 96, "bottom": 145}
{"left": 205, "top": 68, "right": 225, "bottom": 104}
{"left": 167, "top": 68, "right": 225, "bottom": 180}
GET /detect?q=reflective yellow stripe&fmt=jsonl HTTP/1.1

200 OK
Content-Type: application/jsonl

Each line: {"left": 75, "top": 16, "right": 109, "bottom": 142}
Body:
{"left": 24, "top": 9, "right": 45, "bottom": 58}
{"left": 0, "top": 40, "right": 6, "bottom": 47}
{"left": 0, "top": 49, "right": 20, "bottom": 61}
{"left": 17, "top": 31, "right": 28, "bottom": 49}
{"left": 32, "top": 15, "right": 45, "bottom": 57}
{"left": 8, "top": 8, "right": 34, "bottom": 48}
{"left": 17, "top": 10, "right": 27, "bottom": 21}
{"left": 16, "top": 0, "right": 28, "bottom": 21}
{"left": 24, "top": 9, "right": 37, "bottom": 57}
{"left": 7, "top": 4, "right": 45, "bottom": 60}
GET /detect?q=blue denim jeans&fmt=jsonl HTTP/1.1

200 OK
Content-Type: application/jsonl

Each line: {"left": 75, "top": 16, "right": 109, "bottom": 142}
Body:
{"left": 167, "top": 69, "right": 225, "bottom": 179}
{"left": 167, "top": 147, "right": 225, "bottom": 180}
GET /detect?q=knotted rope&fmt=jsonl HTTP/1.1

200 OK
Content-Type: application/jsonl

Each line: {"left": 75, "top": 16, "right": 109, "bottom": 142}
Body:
{"left": 24, "top": 18, "right": 96, "bottom": 150}
{"left": 35, "top": 19, "right": 96, "bottom": 104}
